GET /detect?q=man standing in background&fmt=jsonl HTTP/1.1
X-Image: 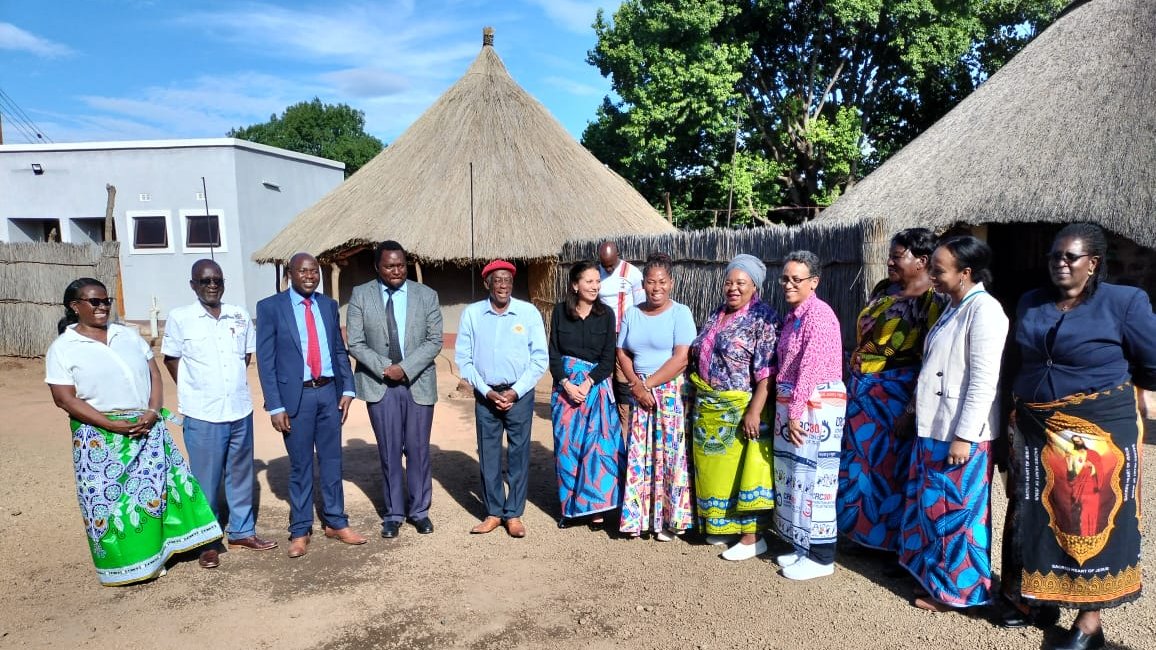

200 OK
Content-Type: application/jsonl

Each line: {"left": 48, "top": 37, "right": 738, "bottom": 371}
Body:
{"left": 597, "top": 241, "right": 645, "bottom": 424}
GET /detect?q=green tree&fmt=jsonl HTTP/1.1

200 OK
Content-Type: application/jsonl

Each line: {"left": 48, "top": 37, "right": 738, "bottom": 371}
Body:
{"left": 228, "top": 98, "right": 384, "bottom": 177}
{"left": 584, "top": 0, "right": 1066, "bottom": 226}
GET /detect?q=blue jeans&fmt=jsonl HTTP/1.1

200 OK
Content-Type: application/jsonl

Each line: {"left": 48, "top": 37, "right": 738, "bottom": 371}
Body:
{"left": 182, "top": 413, "right": 257, "bottom": 540}
{"left": 474, "top": 391, "right": 534, "bottom": 519}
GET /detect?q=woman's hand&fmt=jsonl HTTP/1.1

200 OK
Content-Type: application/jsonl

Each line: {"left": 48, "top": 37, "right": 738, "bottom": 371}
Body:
{"left": 787, "top": 418, "right": 807, "bottom": 446}
{"left": 948, "top": 438, "right": 973, "bottom": 465}
{"left": 632, "top": 381, "right": 657, "bottom": 411}
{"left": 741, "top": 408, "right": 762, "bottom": 440}
{"left": 562, "top": 381, "right": 584, "bottom": 404}
{"left": 575, "top": 378, "right": 593, "bottom": 401}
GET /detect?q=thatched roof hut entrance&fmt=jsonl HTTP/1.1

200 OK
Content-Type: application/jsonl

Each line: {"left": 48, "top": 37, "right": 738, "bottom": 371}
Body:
{"left": 820, "top": 0, "right": 1155, "bottom": 302}
{"left": 253, "top": 28, "right": 675, "bottom": 334}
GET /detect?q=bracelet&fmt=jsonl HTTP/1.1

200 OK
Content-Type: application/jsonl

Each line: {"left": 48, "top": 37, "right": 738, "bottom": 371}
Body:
{"left": 146, "top": 408, "right": 159, "bottom": 416}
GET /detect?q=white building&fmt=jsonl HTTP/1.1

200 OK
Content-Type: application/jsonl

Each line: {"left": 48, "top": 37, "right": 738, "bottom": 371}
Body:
{"left": 0, "top": 138, "right": 344, "bottom": 321}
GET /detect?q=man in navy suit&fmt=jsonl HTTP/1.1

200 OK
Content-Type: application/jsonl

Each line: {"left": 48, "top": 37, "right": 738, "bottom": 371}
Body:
{"left": 256, "top": 252, "right": 367, "bottom": 558}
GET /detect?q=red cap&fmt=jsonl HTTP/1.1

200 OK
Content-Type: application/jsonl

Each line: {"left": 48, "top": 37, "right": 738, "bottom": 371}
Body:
{"left": 481, "top": 259, "right": 516, "bottom": 279}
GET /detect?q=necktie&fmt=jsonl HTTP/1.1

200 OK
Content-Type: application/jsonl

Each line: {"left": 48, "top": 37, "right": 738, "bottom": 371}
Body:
{"left": 385, "top": 288, "right": 402, "bottom": 364}
{"left": 303, "top": 297, "right": 322, "bottom": 379}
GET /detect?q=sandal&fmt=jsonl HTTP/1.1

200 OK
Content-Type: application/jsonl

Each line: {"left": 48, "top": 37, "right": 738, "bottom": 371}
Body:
{"left": 913, "top": 596, "right": 954, "bottom": 613}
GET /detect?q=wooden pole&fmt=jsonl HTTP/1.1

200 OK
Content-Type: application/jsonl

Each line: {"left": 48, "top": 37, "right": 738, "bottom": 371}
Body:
{"left": 103, "top": 184, "right": 116, "bottom": 242}
{"left": 414, "top": 260, "right": 424, "bottom": 284}
{"left": 664, "top": 192, "right": 673, "bottom": 223}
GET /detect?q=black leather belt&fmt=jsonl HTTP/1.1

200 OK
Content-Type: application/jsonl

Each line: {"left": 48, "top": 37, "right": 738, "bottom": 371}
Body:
{"left": 303, "top": 377, "right": 334, "bottom": 388}
{"left": 491, "top": 383, "right": 513, "bottom": 393}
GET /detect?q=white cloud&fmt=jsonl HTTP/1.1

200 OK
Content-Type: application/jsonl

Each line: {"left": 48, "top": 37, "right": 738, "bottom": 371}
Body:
{"left": 0, "top": 22, "right": 74, "bottom": 57}
{"left": 322, "top": 67, "right": 411, "bottom": 98}
{"left": 523, "top": 0, "right": 615, "bottom": 35}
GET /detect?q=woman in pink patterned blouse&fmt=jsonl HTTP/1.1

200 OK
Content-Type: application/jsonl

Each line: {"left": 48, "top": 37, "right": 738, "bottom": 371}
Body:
{"left": 772, "top": 250, "right": 847, "bottom": 581}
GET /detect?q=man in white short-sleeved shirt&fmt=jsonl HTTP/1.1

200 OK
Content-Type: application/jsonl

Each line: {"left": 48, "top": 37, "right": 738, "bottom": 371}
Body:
{"left": 597, "top": 240, "right": 646, "bottom": 332}
{"left": 162, "top": 260, "right": 277, "bottom": 567}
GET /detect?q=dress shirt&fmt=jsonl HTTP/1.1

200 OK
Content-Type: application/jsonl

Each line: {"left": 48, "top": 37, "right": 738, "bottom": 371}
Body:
{"left": 380, "top": 279, "right": 408, "bottom": 357}
{"left": 289, "top": 287, "right": 338, "bottom": 380}
{"left": 598, "top": 260, "right": 645, "bottom": 330}
{"left": 455, "top": 297, "right": 548, "bottom": 399}
{"left": 266, "top": 289, "right": 355, "bottom": 416}
{"left": 161, "top": 301, "right": 255, "bottom": 422}
{"left": 45, "top": 323, "right": 153, "bottom": 411}
{"left": 776, "top": 294, "right": 844, "bottom": 420}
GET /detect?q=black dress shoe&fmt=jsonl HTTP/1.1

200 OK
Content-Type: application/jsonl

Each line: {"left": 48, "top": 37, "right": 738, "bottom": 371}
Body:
{"left": 380, "top": 521, "right": 400, "bottom": 539}
{"left": 411, "top": 517, "right": 434, "bottom": 534}
{"left": 997, "top": 597, "right": 1062, "bottom": 629}
{"left": 1046, "top": 626, "right": 1105, "bottom": 650}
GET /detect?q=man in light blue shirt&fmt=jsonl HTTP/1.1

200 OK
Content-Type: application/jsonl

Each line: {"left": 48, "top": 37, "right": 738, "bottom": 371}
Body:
{"left": 455, "top": 260, "right": 547, "bottom": 538}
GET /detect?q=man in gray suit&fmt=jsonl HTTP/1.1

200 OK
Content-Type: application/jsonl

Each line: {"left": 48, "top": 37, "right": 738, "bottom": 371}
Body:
{"left": 347, "top": 241, "right": 444, "bottom": 538}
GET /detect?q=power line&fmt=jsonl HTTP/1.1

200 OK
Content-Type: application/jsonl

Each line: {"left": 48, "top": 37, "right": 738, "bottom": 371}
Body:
{"left": 0, "top": 88, "right": 54, "bottom": 143}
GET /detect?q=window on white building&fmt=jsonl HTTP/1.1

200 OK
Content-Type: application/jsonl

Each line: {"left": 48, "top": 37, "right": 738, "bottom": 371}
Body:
{"left": 186, "top": 214, "right": 220, "bottom": 248}
{"left": 132, "top": 216, "right": 168, "bottom": 248}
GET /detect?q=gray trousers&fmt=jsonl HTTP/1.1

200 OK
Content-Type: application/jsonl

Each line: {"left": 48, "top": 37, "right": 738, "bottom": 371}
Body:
{"left": 367, "top": 383, "right": 434, "bottom": 524}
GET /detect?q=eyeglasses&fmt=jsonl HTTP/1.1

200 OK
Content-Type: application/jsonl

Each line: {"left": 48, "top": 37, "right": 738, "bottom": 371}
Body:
{"left": 195, "top": 277, "right": 225, "bottom": 286}
{"left": 1046, "top": 252, "right": 1090, "bottom": 264}
{"left": 73, "top": 297, "right": 114, "bottom": 308}
{"left": 888, "top": 248, "right": 912, "bottom": 262}
{"left": 778, "top": 275, "right": 815, "bottom": 286}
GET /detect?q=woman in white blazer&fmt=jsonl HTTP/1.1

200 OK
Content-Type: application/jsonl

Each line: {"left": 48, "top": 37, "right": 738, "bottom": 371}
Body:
{"left": 898, "top": 235, "right": 1007, "bottom": 613}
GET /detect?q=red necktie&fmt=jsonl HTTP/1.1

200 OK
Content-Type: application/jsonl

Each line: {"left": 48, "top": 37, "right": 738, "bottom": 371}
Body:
{"left": 303, "top": 297, "right": 322, "bottom": 379}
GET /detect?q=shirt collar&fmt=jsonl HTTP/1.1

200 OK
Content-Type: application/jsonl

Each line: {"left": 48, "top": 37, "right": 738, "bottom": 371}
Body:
{"left": 380, "top": 279, "right": 408, "bottom": 295}
{"left": 62, "top": 323, "right": 122, "bottom": 343}
{"left": 288, "top": 286, "right": 315, "bottom": 305}
{"left": 483, "top": 297, "right": 520, "bottom": 316}
{"left": 788, "top": 293, "right": 818, "bottom": 318}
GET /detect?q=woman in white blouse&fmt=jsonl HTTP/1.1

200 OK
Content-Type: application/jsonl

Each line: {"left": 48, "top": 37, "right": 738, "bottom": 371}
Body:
{"left": 898, "top": 236, "right": 1007, "bottom": 613}
{"left": 45, "top": 278, "right": 220, "bottom": 586}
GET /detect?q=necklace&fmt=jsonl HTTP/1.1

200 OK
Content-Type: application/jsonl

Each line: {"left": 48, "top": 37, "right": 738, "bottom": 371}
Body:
{"left": 1056, "top": 296, "right": 1082, "bottom": 312}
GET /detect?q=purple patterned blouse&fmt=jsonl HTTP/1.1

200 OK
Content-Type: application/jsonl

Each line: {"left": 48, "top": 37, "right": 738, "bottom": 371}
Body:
{"left": 690, "top": 296, "right": 781, "bottom": 392}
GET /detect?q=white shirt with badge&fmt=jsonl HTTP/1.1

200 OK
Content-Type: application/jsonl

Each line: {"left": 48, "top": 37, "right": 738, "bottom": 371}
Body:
{"left": 598, "top": 260, "right": 646, "bottom": 330}
{"left": 45, "top": 323, "right": 154, "bottom": 411}
{"left": 161, "top": 302, "right": 256, "bottom": 423}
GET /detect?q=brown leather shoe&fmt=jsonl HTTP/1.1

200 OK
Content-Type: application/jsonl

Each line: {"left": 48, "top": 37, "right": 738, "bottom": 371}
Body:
{"left": 228, "top": 535, "right": 278, "bottom": 551}
{"left": 198, "top": 548, "right": 220, "bottom": 568}
{"left": 323, "top": 526, "right": 368, "bottom": 545}
{"left": 287, "top": 534, "right": 310, "bottom": 558}
{"left": 470, "top": 516, "right": 502, "bottom": 534}
{"left": 505, "top": 517, "right": 526, "bottom": 538}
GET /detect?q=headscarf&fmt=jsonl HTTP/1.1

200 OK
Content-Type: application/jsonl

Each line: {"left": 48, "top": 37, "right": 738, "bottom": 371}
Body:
{"left": 725, "top": 253, "right": 766, "bottom": 291}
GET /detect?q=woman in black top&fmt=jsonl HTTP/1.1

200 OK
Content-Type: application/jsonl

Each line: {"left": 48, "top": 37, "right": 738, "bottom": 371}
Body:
{"left": 549, "top": 260, "right": 624, "bottom": 527}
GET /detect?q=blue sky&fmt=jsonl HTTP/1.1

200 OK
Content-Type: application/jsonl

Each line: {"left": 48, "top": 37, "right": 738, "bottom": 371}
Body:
{"left": 0, "top": 0, "right": 621, "bottom": 145}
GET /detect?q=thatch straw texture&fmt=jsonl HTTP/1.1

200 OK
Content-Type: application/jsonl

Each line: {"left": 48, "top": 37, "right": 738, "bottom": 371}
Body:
{"left": 0, "top": 242, "right": 121, "bottom": 357}
{"left": 558, "top": 221, "right": 866, "bottom": 346}
{"left": 254, "top": 32, "right": 674, "bottom": 265}
{"left": 820, "top": 0, "right": 1156, "bottom": 248}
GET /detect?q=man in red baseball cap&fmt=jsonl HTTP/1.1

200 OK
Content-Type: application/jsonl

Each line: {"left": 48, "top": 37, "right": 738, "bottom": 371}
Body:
{"left": 454, "top": 260, "right": 547, "bottom": 538}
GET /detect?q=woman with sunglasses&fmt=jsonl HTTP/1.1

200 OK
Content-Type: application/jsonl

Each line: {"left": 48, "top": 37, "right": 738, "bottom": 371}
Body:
{"left": 45, "top": 278, "right": 221, "bottom": 586}
{"left": 899, "top": 235, "right": 1005, "bottom": 614}
{"left": 1001, "top": 224, "right": 1156, "bottom": 650}
{"left": 771, "top": 250, "right": 847, "bottom": 580}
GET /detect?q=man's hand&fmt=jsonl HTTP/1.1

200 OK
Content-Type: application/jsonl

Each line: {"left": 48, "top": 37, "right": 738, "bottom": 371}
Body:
{"left": 383, "top": 365, "right": 406, "bottom": 383}
{"left": 338, "top": 395, "right": 354, "bottom": 423}
{"left": 487, "top": 390, "right": 512, "bottom": 411}
{"left": 271, "top": 412, "right": 291, "bottom": 433}
{"left": 787, "top": 418, "right": 806, "bottom": 447}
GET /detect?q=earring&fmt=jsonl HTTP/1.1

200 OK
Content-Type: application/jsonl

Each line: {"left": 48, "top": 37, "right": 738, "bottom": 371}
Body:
{"left": 958, "top": 278, "right": 964, "bottom": 290}
{"left": 1088, "top": 269, "right": 1094, "bottom": 276}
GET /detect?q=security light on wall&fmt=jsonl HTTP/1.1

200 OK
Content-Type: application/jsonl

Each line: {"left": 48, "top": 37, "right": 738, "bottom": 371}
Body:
{"left": 30, "top": 163, "right": 44, "bottom": 175}
{"left": 262, "top": 180, "right": 281, "bottom": 191}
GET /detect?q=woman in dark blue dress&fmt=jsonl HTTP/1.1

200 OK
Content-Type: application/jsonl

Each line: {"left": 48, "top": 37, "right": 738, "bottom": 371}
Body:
{"left": 1002, "top": 223, "right": 1156, "bottom": 650}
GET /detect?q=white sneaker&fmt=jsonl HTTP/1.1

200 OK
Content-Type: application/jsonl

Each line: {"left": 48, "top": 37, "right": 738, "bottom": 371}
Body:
{"left": 781, "top": 557, "right": 835, "bottom": 581}
{"left": 721, "top": 537, "right": 768, "bottom": 561}
{"left": 704, "top": 534, "right": 736, "bottom": 546}
{"left": 776, "top": 551, "right": 803, "bottom": 567}
{"left": 655, "top": 529, "right": 675, "bottom": 542}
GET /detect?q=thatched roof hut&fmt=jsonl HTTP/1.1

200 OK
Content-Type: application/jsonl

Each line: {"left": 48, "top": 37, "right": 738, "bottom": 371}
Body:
{"left": 253, "top": 28, "right": 674, "bottom": 266}
{"left": 820, "top": 0, "right": 1155, "bottom": 251}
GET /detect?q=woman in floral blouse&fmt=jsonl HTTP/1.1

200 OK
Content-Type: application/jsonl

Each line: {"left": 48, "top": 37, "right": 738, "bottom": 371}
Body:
{"left": 689, "top": 254, "right": 780, "bottom": 561}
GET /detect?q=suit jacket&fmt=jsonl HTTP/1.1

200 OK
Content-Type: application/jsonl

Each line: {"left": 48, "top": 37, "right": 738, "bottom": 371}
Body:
{"left": 915, "top": 283, "right": 1008, "bottom": 443}
{"left": 346, "top": 279, "right": 443, "bottom": 406}
{"left": 256, "top": 290, "right": 354, "bottom": 417}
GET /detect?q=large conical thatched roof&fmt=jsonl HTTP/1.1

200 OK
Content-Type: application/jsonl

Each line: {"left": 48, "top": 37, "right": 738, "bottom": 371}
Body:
{"left": 254, "top": 29, "right": 674, "bottom": 264}
{"left": 820, "top": 0, "right": 1156, "bottom": 247}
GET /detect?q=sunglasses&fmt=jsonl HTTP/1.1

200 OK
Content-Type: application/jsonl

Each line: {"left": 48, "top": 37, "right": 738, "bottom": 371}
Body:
{"left": 194, "top": 277, "right": 225, "bottom": 286}
{"left": 1046, "top": 252, "right": 1090, "bottom": 264}
{"left": 74, "top": 297, "right": 114, "bottom": 308}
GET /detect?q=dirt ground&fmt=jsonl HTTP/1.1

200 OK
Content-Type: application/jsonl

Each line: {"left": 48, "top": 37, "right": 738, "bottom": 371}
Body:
{"left": 2, "top": 352, "right": 1155, "bottom": 650}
